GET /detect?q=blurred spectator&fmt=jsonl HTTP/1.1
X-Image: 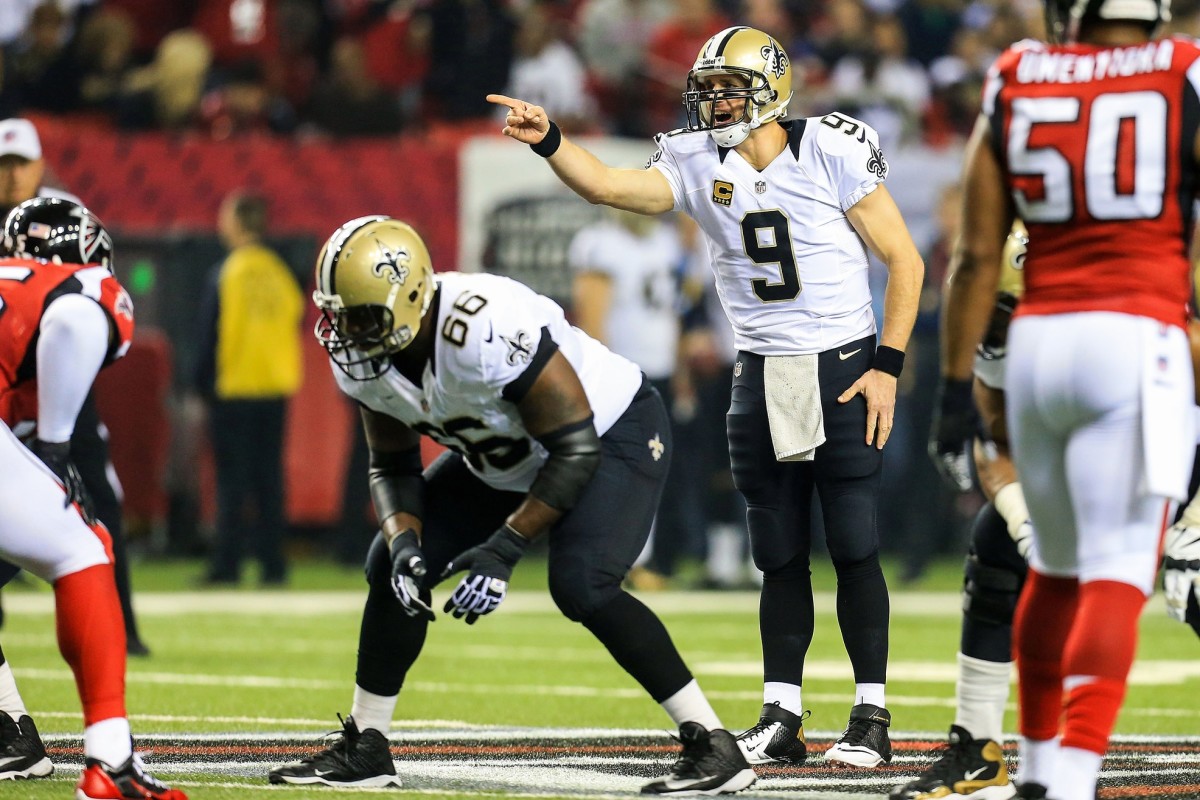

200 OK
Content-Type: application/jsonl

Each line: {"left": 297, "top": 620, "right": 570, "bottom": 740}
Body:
{"left": 575, "top": 0, "right": 672, "bottom": 136}
{"left": 192, "top": 190, "right": 303, "bottom": 587}
{"left": 6, "top": 2, "right": 73, "bottom": 111}
{"left": 359, "top": 1, "right": 430, "bottom": 119}
{"left": 73, "top": 7, "right": 138, "bottom": 115}
{"left": 424, "top": 0, "right": 515, "bottom": 120}
{"left": 100, "top": 0, "right": 196, "bottom": 62}
{"left": 896, "top": 0, "right": 963, "bottom": 66}
{"left": 201, "top": 57, "right": 296, "bottom": 137}
{"left": 274, "top": 0, "right": 322, "bottom": 115}
{"left": 0, "top": 0, "right": 94, "bottom": 47}
{"left": 924, "top": 26, "right": 991, "bottom": 144}
{"left": 503, "top": 1, "right": 595, "bottom": 134}
{"left": 192, "top": 0, "right": 280, "bottom": 71}
{"left": 117, "top": 28, "right": 212, "bottom": 130}
{"left": 642, "top": 0, "right": 732, "bottom": 136}
{"left": 306, "top": 35, "right": 402, "bottom": 136}
{"left": 824, "top": 13, "right": 930, "bottom": 148}
{"left": 811, "top": 0, "right": 873, "bottom": 72}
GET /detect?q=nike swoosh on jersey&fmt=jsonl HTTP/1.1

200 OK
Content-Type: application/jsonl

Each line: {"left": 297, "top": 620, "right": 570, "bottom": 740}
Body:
{"left": 838, "top": 348, "right": 862, "bottom": 360}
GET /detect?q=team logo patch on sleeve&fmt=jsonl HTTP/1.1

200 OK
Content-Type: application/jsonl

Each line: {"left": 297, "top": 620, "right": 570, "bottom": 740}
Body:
{"left": 712, "top": 180, "right": 734, "bottom": 206}
{"left": 502, "top": 330, "right": 534, "bottom": 365}
{"left": 866, "top": 140, "right": 889, "bottom": 179}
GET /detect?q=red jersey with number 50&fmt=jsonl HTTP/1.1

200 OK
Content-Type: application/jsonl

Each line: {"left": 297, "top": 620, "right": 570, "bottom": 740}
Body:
{"left": 0, "top": 257, "right": 135, "bottom": 427}
{"left": 984, "top": 36, "right": 1200, "bottom": 328}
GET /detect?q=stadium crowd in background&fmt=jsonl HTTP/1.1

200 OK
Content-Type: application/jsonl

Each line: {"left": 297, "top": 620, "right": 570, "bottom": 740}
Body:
{"left": 7, "top": 0, "right": 1188, "bottom": 146}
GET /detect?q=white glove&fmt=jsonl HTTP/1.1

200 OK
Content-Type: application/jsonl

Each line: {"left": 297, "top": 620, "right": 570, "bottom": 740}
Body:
{"left": 1162, "top": 522, "right": 1200, "bottom": 626}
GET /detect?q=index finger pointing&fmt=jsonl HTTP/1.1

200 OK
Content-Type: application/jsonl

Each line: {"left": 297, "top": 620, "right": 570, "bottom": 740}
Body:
{"left": 486, "top": 94, "right": 524, "bottom": 111}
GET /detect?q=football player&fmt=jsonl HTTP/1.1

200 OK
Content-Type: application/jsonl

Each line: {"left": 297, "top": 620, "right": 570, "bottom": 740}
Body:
{"left": 268, "top": 217, "right": 756, "bottom": 795}
{"left": 900, "top": 225, "right": 1031, "bottom": 800}
{"left": 488, "top": 26, "right": 925, "bottom": 769}
{"left": 0, "top": 211, "right": 183, "bottom": 799}
{"left": 0, "top": 119, "right": 150, "bottom": 658}
{"left": 938, "top": 0, "right": 1196, "bottom": 797}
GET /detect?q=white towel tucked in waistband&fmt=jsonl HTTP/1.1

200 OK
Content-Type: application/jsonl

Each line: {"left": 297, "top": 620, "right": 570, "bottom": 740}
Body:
{"left": 765, "top": 354, "right": 825, "bottom": 462}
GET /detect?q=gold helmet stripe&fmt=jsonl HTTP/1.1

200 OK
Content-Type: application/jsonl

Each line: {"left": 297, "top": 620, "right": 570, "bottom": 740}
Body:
{"left": 317, "top": 214, "right": 389, "bottom": 298}
{"left": 705, "top": 26, "right": 749, "bottom": 61}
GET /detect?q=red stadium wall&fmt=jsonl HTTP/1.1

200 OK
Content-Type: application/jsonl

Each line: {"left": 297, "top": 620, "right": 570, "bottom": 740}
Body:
{"left": 41, "top": 117, "right": 465, "bottom": 529}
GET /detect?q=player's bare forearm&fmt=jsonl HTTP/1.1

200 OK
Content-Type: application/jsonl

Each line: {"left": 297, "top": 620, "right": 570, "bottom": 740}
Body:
{"left": 487, "top": 93, "right": 673, "bottom": 215}
{"left": 878, "top": 251, "right": 923, "bottom": 353}
{"left": 942, "top": 246, "right": 999, "bottom": 381}
{"left": 547, "top": 137, "right": 674, "bottom": 214}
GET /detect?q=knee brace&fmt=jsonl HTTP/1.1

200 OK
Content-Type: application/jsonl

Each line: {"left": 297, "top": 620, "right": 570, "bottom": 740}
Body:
{"left": 963, "top": 553, "right": 1023, "bottom": 627}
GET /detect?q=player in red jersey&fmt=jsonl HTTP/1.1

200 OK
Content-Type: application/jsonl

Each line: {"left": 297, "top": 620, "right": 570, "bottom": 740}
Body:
{"left": 0, "top": 198, "right": 185, "bottom": 799}
{"left": 936, "top": 0, "right": 1191, "bottom": 798}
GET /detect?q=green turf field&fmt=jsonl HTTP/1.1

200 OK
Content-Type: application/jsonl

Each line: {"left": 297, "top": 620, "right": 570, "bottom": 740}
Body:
{"left": 3, "top": 555, "right": 1197, "bottom": 798}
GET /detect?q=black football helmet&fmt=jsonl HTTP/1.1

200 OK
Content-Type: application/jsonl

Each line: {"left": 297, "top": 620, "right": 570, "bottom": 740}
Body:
{"left": 2, "top": 196, "right": 113, "bottom": 269}
{"left": 1044, "top": 0, "right": 1169, "bottom": 42}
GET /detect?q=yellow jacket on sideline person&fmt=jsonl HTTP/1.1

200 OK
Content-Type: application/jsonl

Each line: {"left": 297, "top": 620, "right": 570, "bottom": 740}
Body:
{"left": 215, "top": 243, "right": 304, "bottom": 399}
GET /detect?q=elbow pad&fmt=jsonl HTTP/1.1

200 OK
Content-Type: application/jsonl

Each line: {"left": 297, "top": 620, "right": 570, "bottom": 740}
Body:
{"left": 368, "top": 446, "right": 424, "bottom": 525}
{"left": 530, "top": 417, "right": 601, "bottom": 511}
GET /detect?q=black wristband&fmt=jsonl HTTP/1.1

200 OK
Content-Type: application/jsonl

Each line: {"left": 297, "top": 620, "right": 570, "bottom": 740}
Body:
{"left": 530, "top": 121, "right": 562, "bottom": 157}
{"left": 872, "top": 345, "right": 905, "bottom": 378}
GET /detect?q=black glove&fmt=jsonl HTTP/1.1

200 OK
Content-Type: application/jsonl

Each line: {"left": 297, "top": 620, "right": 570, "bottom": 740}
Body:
{"left": 30, "top": 439, "right": 97, "bottom": 524}
{"left": 389, "top": 529, "right": 435, "bottom": 621}
{"left": 928, "top": 379, "right": 976, "bottom": 492}
{"left": 441, "top": 524, "right": 529, "bottom": 624}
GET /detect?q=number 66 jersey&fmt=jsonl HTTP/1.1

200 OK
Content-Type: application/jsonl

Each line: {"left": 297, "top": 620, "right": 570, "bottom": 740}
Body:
{"left": 985, "top": 36, "right": 1200, "bottom": 328}
{"left": 331, "top": 271, "right": 643, "bottom": 493}
{"left": 649, "top": 116, "right": 888, "bottom": 356}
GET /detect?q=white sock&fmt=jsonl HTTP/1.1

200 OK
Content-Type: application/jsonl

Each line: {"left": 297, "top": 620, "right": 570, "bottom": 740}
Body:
{"left": 0, "top": 662, "right": 28, "bottom": 718}
{"left": 855, "top": 683, "right": 885, "bottom": 708}
{"left": 763, "top": 682, "right": 803, "bottom": 716}
{"left": 1048, "top": 746, "right": 1102, "bottom": 800}
{"left": 351, "top": 685, "right": 398, "bottom": 736}
{"left": 84, "top": 717, "right": 132, "bottom": 767}
{"left": 660, "top": 679, "right": 722, "bottom": 731}
{"left": 706, "top": 524, "right": 744, "bottom": 586}
{"left": 1018, "top": 736, "right": 1060, "bottom": 789}
{"left": 955, "top": 653, "right": 1012, "bottom": 742}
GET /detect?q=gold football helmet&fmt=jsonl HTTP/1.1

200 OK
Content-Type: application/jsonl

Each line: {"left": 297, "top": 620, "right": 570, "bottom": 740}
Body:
{"left": 313, "top": 216, "right": 435, "bottom": 379}
{"left": 683, "top": 26, "right": 793, "bottom": 148}
{"left": 999, "top": 219, "right": 1028, "bottom": 298}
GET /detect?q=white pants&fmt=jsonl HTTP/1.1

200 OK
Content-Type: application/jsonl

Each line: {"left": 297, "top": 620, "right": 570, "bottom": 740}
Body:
{"left": 1006, "top": 313, "right": 1193, "bottom": 595}
{"left": 0, "top": 423, "right": 110, "bottom": 582}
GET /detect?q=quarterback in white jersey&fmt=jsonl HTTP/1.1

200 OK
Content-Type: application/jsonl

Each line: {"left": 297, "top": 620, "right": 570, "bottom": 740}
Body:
{"left": 271, "top": 217, "right": 756, "bottom": 796}
{"left": 490, "top": 24, "right": 923, "bottom": 772}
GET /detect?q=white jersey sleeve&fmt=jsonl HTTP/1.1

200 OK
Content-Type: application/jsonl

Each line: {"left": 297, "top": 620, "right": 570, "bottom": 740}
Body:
{"left": 648, "top": 132, "right": 687, "bottom": 212}
{"left": 806, "top": 112, "right": 888, "bottom": 211}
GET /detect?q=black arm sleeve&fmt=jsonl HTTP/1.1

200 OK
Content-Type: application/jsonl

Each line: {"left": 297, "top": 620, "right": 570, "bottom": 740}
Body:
{"left": 529, "top": 416, "right": 601, "bottom": 511}
{"left": 368, "top": 445, "right": 425, "bottom": 526}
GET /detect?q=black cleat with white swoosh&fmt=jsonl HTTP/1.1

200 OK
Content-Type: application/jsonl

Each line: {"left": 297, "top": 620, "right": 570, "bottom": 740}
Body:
{"left": 0, "top": 711, "right": 52, "bottom": 780}
{"left": 268, "top": 715, "right": 402, "bottom": 787}
{"left": 642, "top": 722, "right": 757, "bottom": 796}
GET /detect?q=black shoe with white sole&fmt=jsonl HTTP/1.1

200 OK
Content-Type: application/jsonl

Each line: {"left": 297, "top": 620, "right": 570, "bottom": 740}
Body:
{"left": 825, "top": 704, "right": 892, "bottom": 768}
{"left": 268, "top": 715, "right": 402, "bottom": 788}
{"left": 641, "top": 722, "right": 757, "bottom": 795}
{"left": 735, "top": 702, "right": 810, "bottom": 765}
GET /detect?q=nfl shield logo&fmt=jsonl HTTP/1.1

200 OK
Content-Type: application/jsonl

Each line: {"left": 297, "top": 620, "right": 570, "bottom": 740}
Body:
{"left": 755, "top": 181, "right": 767, "bottom": 194}
{"left": 734, "top": 361, "right": 743, "bottom": 377}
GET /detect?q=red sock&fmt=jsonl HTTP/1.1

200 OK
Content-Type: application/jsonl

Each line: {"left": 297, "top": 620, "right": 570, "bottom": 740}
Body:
{"left": 55, "top": 564, "right": 126, "bottom": 725}
{"left": 1061, "top": 580, "right": 1145, "bottom": 754}
{"left": 1014, "top": 569, "right": 1078, "bottom": 740}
